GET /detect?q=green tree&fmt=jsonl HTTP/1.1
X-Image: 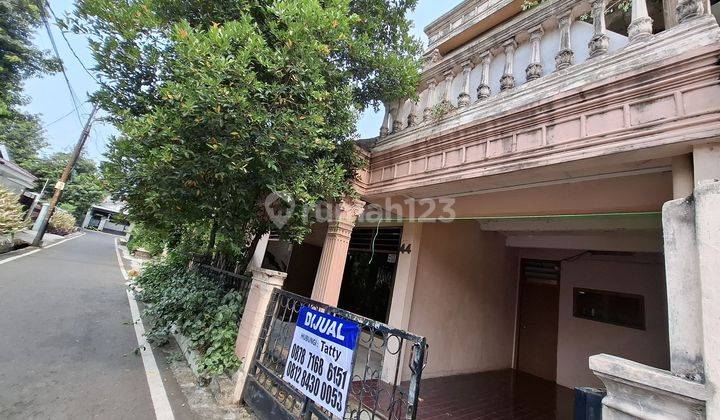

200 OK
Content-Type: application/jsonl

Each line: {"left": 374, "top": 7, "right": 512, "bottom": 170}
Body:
{"left": 0, "top": 113, "right": 48, "bottom": 167}
{"left": 0, "top": 0, "right": 59, "bottom": 166}
{"left": 73, "top": 0, "right": 421, "bottom": 262}
{"left": 26, "top": 152, "right": 107, "bottom": 221}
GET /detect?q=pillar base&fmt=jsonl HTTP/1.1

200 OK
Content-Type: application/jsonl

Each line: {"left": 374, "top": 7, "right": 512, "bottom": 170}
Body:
{"left": 232, "top": 267, "right": 287, "bottom": 404}
{"left": 590, "top": 354, "right": 707, "bottom": 419}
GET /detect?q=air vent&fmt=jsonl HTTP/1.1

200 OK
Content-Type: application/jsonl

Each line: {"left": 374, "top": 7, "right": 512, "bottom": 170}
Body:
{"left": 521, "top": 259, "right": 561, "bottom": 286}
{"left": 349, "top": 228, "right": 402, "bottom": 253}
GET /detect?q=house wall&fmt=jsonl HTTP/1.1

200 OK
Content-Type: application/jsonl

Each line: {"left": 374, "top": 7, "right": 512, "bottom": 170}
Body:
{"left": 556, "top": 253, "right": 670, "bottom": 388}
{"left": 0, "top": 176, "right": 26, "bottom": 195}
{"left": 407, "top": 222, "right": 518, "bottom": 378}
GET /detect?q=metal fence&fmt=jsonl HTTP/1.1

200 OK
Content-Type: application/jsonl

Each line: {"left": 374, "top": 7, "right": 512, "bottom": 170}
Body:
{"left": 189, "top": 254, "right": 252, "bottom": 296}
{"left": 244, "top": 289, "right": 428, "bottom": 420}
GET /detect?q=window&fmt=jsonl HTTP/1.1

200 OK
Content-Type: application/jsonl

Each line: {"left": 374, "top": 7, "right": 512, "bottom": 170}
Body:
{"left": 573, "top": 288, "right": 646, "bottom": 330}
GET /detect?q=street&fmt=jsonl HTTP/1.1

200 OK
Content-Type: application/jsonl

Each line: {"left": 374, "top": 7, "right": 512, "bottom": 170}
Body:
{"left": 0, "top": 231, "right": 192, "bottom": 420}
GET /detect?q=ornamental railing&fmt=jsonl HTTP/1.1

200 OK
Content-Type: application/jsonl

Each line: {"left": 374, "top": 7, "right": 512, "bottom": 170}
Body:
{"left": 378, "top": 0, "right": 711, "bottom": 139}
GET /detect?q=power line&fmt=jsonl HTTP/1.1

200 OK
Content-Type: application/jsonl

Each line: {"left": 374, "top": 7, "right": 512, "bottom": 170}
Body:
{"left": 36, "top": 0, "right": 85, "bottom": 125}
{"left": 44, "top": 107, "right": 80, "bottom": 129}
{"left": 45, "top": 1, "right": 100, "bottom": 84}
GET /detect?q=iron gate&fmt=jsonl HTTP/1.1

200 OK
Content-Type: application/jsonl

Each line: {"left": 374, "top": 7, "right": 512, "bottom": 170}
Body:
{"left": 243, "top": 289, "right": 428, "bottom": 420}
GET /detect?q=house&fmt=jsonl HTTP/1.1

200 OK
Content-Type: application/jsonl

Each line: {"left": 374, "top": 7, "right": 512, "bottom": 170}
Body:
{"left": 238, "top": 0, "right": 720, "bottom": 417}
{"left": 0, "top": 144, "right": 37, "bottom": 195}
{"left": 81, "top": 199, "right": 131, "bottom": 235}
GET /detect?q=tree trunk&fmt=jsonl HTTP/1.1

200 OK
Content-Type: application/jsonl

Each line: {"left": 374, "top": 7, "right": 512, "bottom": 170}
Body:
{"left": 207, "top": 219, "right": 218, "bottom": 253}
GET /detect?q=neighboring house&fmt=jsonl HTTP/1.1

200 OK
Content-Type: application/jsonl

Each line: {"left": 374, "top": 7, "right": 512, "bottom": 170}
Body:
{"left": 81, "top": 199, "right": 130, "bottom": 235}
{"left": 247, "top": 1, "right": 720, "bottom": 418}
{"left": 0, "top": 144, "right": 36, "bottom": 195}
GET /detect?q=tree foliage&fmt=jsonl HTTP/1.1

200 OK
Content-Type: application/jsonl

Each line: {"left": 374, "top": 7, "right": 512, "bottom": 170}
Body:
{"left": 0, "top": 112, "right": 47, "bottom": 167}
{"left": 26, "top": 152, "right": 108, "bottom": 221}
{"left": 0, "top": 0, "right": 59, "bottom": 168}
{"left": 72, "top": 0, "right": 421, "bottom": 258}
{"left": 0, "top": 0, "right": 60, "bottom": 113}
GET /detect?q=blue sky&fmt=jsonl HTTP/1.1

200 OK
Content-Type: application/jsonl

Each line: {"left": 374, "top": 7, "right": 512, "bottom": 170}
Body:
{"left": 23, "top": 0, "right": 464, "bottom": 162}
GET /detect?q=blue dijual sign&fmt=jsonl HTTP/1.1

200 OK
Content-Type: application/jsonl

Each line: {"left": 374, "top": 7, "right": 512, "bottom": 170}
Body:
{"left": 283, "top": 306, "right": 360, "bottom": 418}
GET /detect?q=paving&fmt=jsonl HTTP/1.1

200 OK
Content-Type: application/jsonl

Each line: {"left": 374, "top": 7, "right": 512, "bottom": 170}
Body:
{"left": 0, "top": 231, "right": 197, "bottom": 420}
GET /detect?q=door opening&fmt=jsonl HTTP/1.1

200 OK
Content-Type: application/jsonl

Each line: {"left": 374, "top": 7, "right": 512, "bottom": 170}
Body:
{"left": 515, "top": 259, "right": 561, "bottom": 382}
{"left": 337, "top": 227, "right": 402, "bottom": 323}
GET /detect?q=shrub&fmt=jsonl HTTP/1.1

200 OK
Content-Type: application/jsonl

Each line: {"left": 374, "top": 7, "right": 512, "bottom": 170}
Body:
{"left": 47, "top": 209, "right": 77, "bottom": 236}
{"left": 127, "top": 223, "right": 167, "bottom": 256}
{"left": 133, "top": 253, "right": 244, "bottom": 376}
{"left": 0, "top": 186, "right": 26, "bottom": 235}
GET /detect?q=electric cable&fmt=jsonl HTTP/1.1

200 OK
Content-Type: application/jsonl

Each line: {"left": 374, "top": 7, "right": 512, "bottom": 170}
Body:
{"left": 36, "top": 0, "right": 86, "bottom": 124}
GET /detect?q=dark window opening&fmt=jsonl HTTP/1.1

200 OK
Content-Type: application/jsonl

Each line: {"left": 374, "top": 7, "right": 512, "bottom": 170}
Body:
{"left": 337, "top": 228, "right": 402, "bottom": 323}
{"left": 573, "top": 288, "right": 646, "bottom": 330}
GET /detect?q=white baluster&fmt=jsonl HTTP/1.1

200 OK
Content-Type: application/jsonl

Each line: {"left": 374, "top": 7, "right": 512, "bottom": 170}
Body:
{"left": 588, "top": 0, "right": 610, "bottom": 57}
{"left": 477, "top": 51, "right": 493, "bottom": 100}
{"left": 555, "top": 11, "right": 574, "bottom": 71}
{"left": 379, "top": 105, "right": 390, "bottom": 137}
{"left": 423, "top": 78, "right": 438, "bottom": 122}
{"left": 500, "top": 39, "right": 517, "bottom": 91}
{"left": 443, "top": 70, "right": 455, "bottom": 104}
{"left": 675, "top": 0, "right": 704, "bottom": 23}
{"left": 458, "top": 61, "right": 473, "bottom": 107}
{"left": 407, "top": 99, "right": 420, "bottom": 128}
{"left": 526, "top": 26, "right": 544, "bottom": 81}
{"left": 629, "top": 0, "right": 653, "bottom": 41}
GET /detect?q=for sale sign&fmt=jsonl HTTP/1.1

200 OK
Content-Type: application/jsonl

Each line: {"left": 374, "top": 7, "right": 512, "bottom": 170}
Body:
{"left": 283, "top": 306, "right": 360, "bottom": 418}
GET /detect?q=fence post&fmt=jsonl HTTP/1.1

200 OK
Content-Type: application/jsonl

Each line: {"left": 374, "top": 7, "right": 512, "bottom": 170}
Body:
{"left": 231, "top": 267, "right": 287, "bottom": 403}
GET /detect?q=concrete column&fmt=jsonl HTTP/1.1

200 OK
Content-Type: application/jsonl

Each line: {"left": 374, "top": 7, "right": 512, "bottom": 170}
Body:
{"left": 311, "top": 198, "right": 366, "bottom": 306}
{"left": 32, "top": 204, "right": 50, "bottom": 232}
{"left": 662, "top": 197, "right": 704, "bottom": 380}
{"left": 672, "top": 154, "right": 694, "bottom": 199}
{"left": 249, "top": 233, "right": 270, "bottom": 269}
{"left": 124, "top": 222, "right": 135, "bottom": 241}
{"left": 98, "top": 218, "right": 108, "bottom": 232}
{"left": 381, "top": 222, "right": 423, "bottom": 383}
{"left": 693, "top": 143, "right": 720, "bottom": 187}
{"left": 695, "top": 181, "right": 720, "bottom": 418}
{"left": 232, "top": 267, "right": 287, "bottom": 403}
{"left": 81, "top": 209, "right": 93, "bottom": 228}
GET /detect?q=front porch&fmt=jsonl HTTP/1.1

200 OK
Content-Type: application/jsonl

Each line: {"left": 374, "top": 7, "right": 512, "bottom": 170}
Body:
{"left": 416, "top": 369, "right": 574, "bottom": 420}
{"left": 234, "top": 141, "right": 720, "bottom": 418}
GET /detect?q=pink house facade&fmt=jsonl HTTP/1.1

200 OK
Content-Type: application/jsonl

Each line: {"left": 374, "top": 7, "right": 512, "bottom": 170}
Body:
{"left": 236, "top": 0, "right": 720, "bottom": 417}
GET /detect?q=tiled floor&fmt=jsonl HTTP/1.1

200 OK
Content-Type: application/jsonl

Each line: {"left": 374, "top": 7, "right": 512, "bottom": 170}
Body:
{"left": 416, "top": 369, "right": 575, "bottom": 420}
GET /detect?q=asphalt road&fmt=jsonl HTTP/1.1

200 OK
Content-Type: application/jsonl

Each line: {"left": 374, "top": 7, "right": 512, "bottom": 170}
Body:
{"left": 0, "top": 231, "right": 194, "bottom": 420}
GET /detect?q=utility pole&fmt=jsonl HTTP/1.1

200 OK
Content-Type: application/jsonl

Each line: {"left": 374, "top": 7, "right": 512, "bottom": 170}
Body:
{"left": 32, "top": 104, "right": 99, "bottom": 246}
{"left": 25, "top": 179, "right": 49, "bottom": 221}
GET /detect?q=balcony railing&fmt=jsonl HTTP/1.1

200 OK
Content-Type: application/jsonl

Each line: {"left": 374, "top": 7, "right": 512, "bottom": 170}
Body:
{"left": 377, "top": 0, "right": 710, "bottom": 141}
